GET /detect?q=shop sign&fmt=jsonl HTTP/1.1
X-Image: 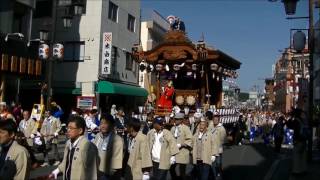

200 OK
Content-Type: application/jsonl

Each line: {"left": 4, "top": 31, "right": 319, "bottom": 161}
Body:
{"left": 77, "top": 96, "right": 96, "bottom": 110}
{"left": 101, "top": 32, "right": 112, "bottom": 75}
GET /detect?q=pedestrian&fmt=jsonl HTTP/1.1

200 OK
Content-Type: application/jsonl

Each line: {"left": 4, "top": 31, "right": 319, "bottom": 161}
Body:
{"left": 93, "top": 114, "right": 123, "bottom": 180}
{"left": 0, "top": 102, "right": 15, "bottom": 122}
{"left": 50, "top": 102, "right": 64, "bottom": 119}
{"left": 49, "top": 115, "right": 99, "bottom": 180}
{"left": 170, "top": 112, "right": 193, "bottom": 180}
{"left": 40, "top": 110, "right": 62, "bottom": 166}
{"left": 272, "top": 116, "right": 285, "bottom": 153}
{"left": 192, "top": 120, "right": 218, "bottom": 180}
{"left": 85, "top": 109, "right": 99, "bottom": 141}
{"left": 18, "top": 111, "right": 37, "bottom": 147}
{"left": 286, "top": 109, "right": 308, "bottom": 175}
{"left": 0, "top": 119, "right": 30, "bottom": 180}
{"left": 126, "top": 118, "right": 152, "bottom": 180}
{"left": 191, "top": 112, "right": 202, "bottom": 135}
{"left": 209, "top": 112, "right": 226, "bottom": 179}
{"left": 235, "top": 115, "right": 246, "bottom": 146}
{"left": 147, "top": 117, "right": 179, "bottom": 180}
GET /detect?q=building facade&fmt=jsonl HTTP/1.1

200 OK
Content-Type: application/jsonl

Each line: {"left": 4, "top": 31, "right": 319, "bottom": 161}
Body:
{"left": 31, "top": 0, "right": 145, "bottom": 114}
{"left": 0, "top": 0, "right": 43, "bottom": 109}
{"left": 273, "top": 48, "right": 309, "bottom": 113}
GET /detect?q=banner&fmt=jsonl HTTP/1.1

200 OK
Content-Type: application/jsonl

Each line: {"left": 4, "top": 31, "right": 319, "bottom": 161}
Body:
{"left": 101, "top": 32, "right": 112, "bottom": 75}
{"left": 77, "top": 96, "right": 96, "bottom": 110}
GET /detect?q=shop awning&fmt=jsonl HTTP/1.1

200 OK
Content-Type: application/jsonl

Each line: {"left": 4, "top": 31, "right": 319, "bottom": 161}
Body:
{"left": 53, "top": 88, "right": 81, "bottom": 95}
{"left": 97, "top": 81, "right": 148, "bottom": 97}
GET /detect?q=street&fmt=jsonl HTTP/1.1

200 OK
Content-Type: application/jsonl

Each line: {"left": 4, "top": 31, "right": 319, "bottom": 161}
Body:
{"left": 29, "top": 137, "right": 285, "bottom": 180}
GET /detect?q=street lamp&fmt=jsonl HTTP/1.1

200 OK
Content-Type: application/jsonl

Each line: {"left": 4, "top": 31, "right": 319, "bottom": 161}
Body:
{"left": 282, "top": 0, "right": 299, "bottom": 15}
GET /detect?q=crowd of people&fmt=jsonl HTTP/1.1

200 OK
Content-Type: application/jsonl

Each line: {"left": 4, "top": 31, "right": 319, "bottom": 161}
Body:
{"left": 0, "top": 100, "right": 311, "bottom": 180}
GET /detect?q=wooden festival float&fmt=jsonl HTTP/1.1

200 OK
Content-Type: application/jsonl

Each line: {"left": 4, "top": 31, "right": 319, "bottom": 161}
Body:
{"left": 132, "top": 17, "right": 241, "bottom": 118}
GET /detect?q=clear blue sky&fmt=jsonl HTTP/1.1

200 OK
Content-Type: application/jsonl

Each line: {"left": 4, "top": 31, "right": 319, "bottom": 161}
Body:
{"left": 141, "top": 0, "right": 310, "bottom": 92}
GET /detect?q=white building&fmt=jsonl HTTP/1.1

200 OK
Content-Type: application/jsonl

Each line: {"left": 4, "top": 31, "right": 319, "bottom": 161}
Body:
{"left": 31, "top": 0, "right": 145, "bottom": 112}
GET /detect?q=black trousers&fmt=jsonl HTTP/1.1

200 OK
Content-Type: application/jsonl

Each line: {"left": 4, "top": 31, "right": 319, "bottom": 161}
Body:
{"left": 274, "top": 136, "right": 283, "bottom": 153}
{"left": 152, "top": 161, "right": 168, "bottom": 180}
{"left": 170, "top": 163, "right": 187, "bottom": 180}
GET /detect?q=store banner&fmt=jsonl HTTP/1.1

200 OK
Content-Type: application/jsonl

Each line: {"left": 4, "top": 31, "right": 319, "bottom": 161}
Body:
{"left": 101, "top": 32, "right": 112, "bottom": 75}
{"left": 77, "top": 96, "right": 96, "bottom": 110}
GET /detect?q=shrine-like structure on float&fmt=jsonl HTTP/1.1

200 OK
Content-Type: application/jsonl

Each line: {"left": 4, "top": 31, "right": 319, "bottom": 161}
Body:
{"left": 132, "top": 17, "right": 241, "bottom": 116}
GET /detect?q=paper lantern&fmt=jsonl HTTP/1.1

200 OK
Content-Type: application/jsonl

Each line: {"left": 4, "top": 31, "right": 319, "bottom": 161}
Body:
{"left": 10, "top": 56, "right": 18, "bottom": 72}
{"left": 155, "top": 64, "right": 163, "bottom": 71}
{"left": 27, "top": 59, "right": 34, "bottom": 75}
{"left": 19, "top": 57, "right": 27, "bottom": 73}
{"left": 39, "top": 44, "right": 49, "bottom": 60}
{"left": 186, "top": 96, "right": 196, "bottom": 106}
{"left": 175, "top": 96, "right": 184, "bottom": 105}
{"left": 210, "top": 63, "right": 218, "bottom": 71}
{"left": 293, "top": 30, "right": 306, "bottom": 52}
{"left": 53, "top": 43, "right": 64, "bottom": 59}
{"left": 35, "top": 60, "right": 42, "bottom": 75}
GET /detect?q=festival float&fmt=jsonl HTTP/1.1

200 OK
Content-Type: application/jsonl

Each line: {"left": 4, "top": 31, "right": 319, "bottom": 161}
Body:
{"left": 132, "top": 15, "right": 241, "bottom": 122}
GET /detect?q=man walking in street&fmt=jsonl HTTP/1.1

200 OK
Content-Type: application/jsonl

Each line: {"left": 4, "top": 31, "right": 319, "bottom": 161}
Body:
{"left": 147, "top": 117, "right": 179, "bottom": 180}
{"left": 192, "top": 120, "right": 218, "bottom": 180}
{"left": 272, "top": 116, "right": 285, "bottom": 153}
{"left": 40, "top": 110, "right": 62, "bottom": 166}
{"left": 0, "top": 119, "right": 30, "bottom": 180}
{"left": 49, "top": 115, "right": 99, "bottom": 180}
{"left": 170, "top": 112, "right": 193, "bottom": 180}
{"left": 209, "top": 111, "right": 226, "bottom": 179}
{"left": 19, "top": 111, "right": 37, "bottom": 147}
{"left": 126, "top": 118, "right": 152, "bottom": 180}
{"left": 93, "top": 114, "right": 123, "bottom": 180}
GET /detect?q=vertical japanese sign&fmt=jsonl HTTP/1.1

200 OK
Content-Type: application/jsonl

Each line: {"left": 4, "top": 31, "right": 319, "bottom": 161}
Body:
{"left": 101, "top": 32, "right": 112, "bottom": 75}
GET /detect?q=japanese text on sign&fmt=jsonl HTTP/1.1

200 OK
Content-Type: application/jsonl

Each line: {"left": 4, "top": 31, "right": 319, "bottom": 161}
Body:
{"left": 101, "top": 32, "right": 112, "bottom": 75}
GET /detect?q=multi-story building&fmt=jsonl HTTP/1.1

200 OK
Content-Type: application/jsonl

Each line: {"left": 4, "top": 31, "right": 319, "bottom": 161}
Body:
{"left": 273, "top": 48, "right": 309, "bottom": 113}
{"left": 31, "top": 0, "right": 144, "bottom": 113}
{"left": 0, "top": 0, "right": 43, "bottom": 108}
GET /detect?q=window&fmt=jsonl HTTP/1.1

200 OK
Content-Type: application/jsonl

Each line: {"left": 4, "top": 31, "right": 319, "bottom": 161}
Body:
{"left": 127, "top": 14, "right": 135, "bottom": 32}
{"left": 34, "top": 0, "right": 52, "bottom": 18}
{"left": 125, "top": 52, "right": 133, "bottom": 70}
{"left": 108, "top": 2, "right": 118, "bottom": 22}
{"left": 63, "top": 41, "right": 85, "bottom": 61}
{"left": 111, "top": 46, "right": 118, "bottom": 74}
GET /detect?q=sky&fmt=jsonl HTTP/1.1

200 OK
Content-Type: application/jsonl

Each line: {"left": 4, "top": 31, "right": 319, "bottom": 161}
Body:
{"left": 141, "top": 0, "right": 310, "bottom": 92}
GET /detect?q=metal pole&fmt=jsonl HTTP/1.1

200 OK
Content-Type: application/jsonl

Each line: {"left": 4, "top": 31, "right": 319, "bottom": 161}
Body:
{"left": 308, "top": 0, "right": 314, "bottom": 162}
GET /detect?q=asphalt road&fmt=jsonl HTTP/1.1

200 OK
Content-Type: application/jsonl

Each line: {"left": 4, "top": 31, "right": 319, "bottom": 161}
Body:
{"left": 30, "top": 137, "right": 281, "bottom": 180}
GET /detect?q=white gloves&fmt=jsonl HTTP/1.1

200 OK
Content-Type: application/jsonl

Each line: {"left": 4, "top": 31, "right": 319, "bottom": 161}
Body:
{"left": 54, "top": 132, "right": 59, "bottom": 137}
{"left": 36, "top": 132, "right": 41, "bottom": 137}
{"left": 142, "top": 172, "right": 150, "bottom": 180}
{"left": 177, "top": 144, "right": 181, "bottom": 149}
{"left": 30, "top": 134, "right": 35, "bottom": 139}
{"left": 170, "top": 156, "right": 176, "bottom": 165}
{"left": 50, "top": 168, "right": 60, "bottom": 179}
{"left": 211, "top": 156, "right": 216, "bottom": 163}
